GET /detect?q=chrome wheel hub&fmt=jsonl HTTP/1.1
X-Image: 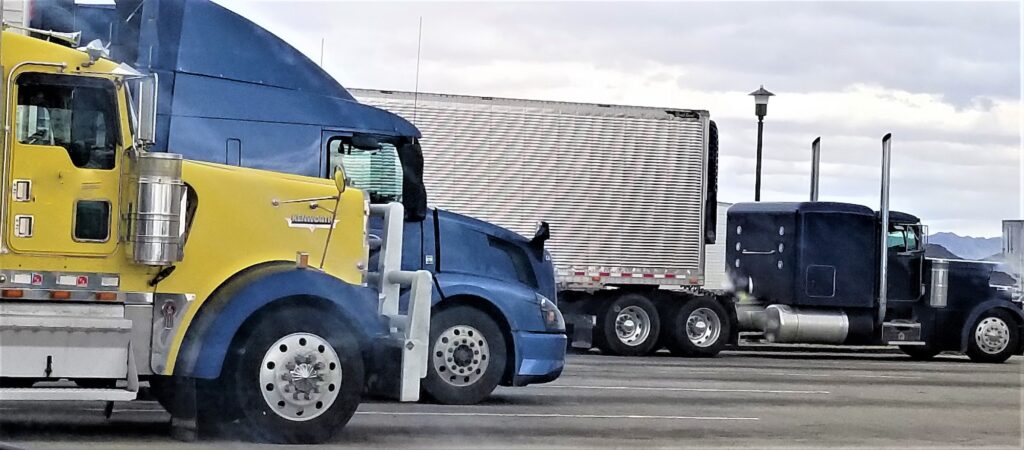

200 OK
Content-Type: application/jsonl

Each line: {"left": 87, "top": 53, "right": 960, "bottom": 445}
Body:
{"left": 433, "top": 325, "right": 489, "bottom": 387}
{"left": 259, "top": 332, "right": 342, "bottom": 421}
{"left": 975, "top": 317, "right": 1010, "bottom": 355}
{"left": 686, "top": 308, "right": 722, "bottom": 348}
{"left": 615, "top": 306, "right": 651, "bottom": 346}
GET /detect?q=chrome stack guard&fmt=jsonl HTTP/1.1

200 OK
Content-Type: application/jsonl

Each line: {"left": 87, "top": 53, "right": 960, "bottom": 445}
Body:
{"left": 368, "top": 203, "right": 431, "bottom": 402}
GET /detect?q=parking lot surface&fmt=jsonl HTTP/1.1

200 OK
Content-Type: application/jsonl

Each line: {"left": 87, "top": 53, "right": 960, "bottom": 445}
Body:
{"left": 1, "top": 350, "right": 1021, "bottom": 449}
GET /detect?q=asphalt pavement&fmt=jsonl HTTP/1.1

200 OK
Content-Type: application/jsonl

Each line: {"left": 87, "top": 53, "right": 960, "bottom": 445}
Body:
{"left": 1, "top": 350, "right": 1021, "bottom": 449}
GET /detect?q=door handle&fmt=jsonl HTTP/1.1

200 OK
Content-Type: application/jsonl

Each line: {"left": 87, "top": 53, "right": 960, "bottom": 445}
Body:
{"left": 741, "top": 249, "right": 776, "bottom": 255}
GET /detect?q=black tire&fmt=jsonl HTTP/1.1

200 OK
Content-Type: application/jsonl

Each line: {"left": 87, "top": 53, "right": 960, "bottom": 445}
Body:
{"left": 665, "top": 297, "right": 729, "bottom": 357}
{"left": 595, "top": 293, "right": 660, "bottom": 356}
{"left": 899, "top": 345, "right": 941, "bottom": 361}
{"left": 966, "top": 309, "right": 1019, "bottom": 364}
{"left": 225, "top": 306, "right": 364, "bottom": 444}
{"left": 422, "top": 305, "right": 507, "bottom": 405}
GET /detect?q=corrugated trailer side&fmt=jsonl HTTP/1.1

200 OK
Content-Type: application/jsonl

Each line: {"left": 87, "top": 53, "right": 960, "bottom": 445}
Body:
{"left": 352, "top": 89, "right": 710, "bottom": 288}
{"left": 353, "top": 89, "right": 735, "bottom": 358}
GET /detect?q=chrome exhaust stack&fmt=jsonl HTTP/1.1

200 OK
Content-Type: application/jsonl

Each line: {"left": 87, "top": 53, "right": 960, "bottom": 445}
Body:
{"left": 810, "top": 137, "right": 821, "bottom": 201}
{"left": 878, "top": 133, "right": 892, "bottom": 326}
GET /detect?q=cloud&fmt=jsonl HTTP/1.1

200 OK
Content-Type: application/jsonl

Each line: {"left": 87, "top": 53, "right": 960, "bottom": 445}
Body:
{"left": 215, "top": 0, "right": 1021, "bottom": 237}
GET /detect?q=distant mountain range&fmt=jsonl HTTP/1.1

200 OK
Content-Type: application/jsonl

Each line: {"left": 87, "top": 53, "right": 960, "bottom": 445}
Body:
{"left": 927, "top": 232, "right": 1002, "bottom": 261}
{"left": 924, "top": 243, "right": 960, "bottom": 259}
{"left": 925, "top": 237, "right": 1017, "bottom": 287}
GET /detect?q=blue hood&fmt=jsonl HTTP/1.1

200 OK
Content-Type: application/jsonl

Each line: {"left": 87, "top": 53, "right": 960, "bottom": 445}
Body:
{"left": 435, "top": 208, "right": 557, "bottom": 302}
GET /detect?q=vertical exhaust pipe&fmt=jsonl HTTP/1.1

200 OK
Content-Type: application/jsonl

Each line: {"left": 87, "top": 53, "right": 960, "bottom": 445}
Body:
{"left": 878, "top": 133, "right": 892, "bottom": 326}
{"left": 810, "top": 137, "right": 821, "bottom": 201}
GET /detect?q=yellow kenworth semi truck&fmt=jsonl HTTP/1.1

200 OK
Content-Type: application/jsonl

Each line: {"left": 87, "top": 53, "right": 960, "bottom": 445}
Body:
{"left": 0, "top": 29, "right": 432, "bottom": 444}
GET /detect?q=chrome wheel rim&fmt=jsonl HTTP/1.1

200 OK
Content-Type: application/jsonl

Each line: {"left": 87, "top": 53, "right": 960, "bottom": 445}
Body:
{"left": 433, "top": 325, "right": 490, "bottom": 387}
{"left": 615, "top": 306, "right": 651, "bottom": 346}
{"left": 686, "top": 307, "right": 722, "bottom": 348}
{"left": 259, "top": 332, "right": 342, "bottom": 422}
{"left": 975, "top": 317, "right": 1011, "bottom": 355}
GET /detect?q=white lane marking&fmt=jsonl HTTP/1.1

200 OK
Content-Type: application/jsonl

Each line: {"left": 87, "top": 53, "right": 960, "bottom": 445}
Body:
{"left": 771, "top": 372, "right": 920, "bottom": 380}
{"left": 536, "top": 385, "right": 830, "bottom": 395}
{"left": 356, "top": 411, "right": 758, "bottom": 421}
{"left": 572, "top": 366, "right": 923, "bottom": 380}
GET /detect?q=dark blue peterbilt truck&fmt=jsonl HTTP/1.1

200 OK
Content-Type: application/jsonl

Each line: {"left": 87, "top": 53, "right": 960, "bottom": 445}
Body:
{"left": 727, "top": 135, "right": 1022, "bottom": 362}
{"left": 29, "top": 0, "right": 565, "bottom": 404}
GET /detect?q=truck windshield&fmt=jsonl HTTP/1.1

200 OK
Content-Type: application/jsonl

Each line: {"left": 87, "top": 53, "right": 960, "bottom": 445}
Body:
{"left": 328, "top": 137, "right": 403, "bottom": 203}
{"left": 15, "top": 73, "right": 119, "bottom": 170}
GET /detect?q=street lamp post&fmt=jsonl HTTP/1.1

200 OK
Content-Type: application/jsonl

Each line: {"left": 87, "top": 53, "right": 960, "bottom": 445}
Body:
{"left": 749, "top": 85, "right": 775, "bottom": 201}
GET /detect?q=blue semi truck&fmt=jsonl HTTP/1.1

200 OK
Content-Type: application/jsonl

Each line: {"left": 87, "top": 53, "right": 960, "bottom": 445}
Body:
{"left": 27, "top": 0, "right": 565, "bottom": 404}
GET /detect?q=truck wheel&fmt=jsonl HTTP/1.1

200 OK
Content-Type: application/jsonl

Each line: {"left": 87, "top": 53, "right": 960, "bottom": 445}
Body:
{"left": 966, "top": 309, "right": 1019, "bottom": 364}
{"left": 423, "top": 306, "right": 507, "bottom": 405}
{"left": 228, "top": 309, "right": 364, "bottom": 444}
{"left": 898, "top": 345, "right": 940, "bottom": 360}
{"left": 596, "top": 293, "right": 660, "bottom": 356}
{"left": 665, "top": 297, "right": 729, "bottom": 357}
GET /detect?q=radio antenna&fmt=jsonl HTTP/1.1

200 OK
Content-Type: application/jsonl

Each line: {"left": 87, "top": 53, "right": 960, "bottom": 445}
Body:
{"left": 413, "top": 16, "right": 423, "bottom": 124}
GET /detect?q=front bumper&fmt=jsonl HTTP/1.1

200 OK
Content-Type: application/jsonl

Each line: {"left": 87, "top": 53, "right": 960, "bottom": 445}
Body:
{"left": 511, "top": 330, "right": 566, "bottom": 386}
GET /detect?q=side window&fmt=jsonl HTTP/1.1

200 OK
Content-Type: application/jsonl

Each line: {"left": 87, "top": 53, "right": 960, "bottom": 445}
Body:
{"left": 905, "top": 228, "right": 920, "bottom": 251}
{"left": 74, "top": 200, "right": 111, "bottom": 241}
{"left": 329, "top": 135, "right": 403, "bottom": 203}
{"left": 16, "top": 73, "right": 119, "bottom": 170}
{"left": 887, "top": 227, "right": 907, "bottom": 251}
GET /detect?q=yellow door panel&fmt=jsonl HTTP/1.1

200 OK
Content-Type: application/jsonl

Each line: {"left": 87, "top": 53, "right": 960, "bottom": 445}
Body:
{"left": 7, "top": 72, "right": 121, "bottom": 256}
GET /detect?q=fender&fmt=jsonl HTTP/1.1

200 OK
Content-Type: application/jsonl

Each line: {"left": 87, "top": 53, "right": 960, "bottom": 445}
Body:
{"left": 433, "top": 272, "right": 547, "bottom": 333}
{"left": 958, "top": 300, "right": 1024, "bottom": 352}
{"left": 174, "top": 262, "right": 386, "bottom": 379}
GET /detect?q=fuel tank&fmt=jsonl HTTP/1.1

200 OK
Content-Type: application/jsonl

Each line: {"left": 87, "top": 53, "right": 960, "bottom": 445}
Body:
{"left": 763, "top": 305, "right": 875, "bottom": 345}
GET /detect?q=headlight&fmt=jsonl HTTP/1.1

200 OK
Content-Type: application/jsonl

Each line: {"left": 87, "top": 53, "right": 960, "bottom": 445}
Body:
{"left": 537, "top": 293, "right": 565, "bottom": 332}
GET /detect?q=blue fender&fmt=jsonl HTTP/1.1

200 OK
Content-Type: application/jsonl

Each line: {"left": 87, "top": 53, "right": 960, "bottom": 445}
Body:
{"left": 959, "top": 300, "right": 1024, "bottom": 352}
{"left": 174, "top": 263, "right": 386, "bottom": 379}
{"left": 433, "top": 272, "right": 546, "bottom": 332}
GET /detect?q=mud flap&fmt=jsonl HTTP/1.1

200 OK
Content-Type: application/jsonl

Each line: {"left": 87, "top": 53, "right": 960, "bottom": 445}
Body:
{"left": 565, "top": 314, "right": 596, "bottom": 349}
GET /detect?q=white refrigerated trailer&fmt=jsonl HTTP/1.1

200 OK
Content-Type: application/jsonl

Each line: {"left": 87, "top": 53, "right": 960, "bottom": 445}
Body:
{"left": 352, "top": 89, "right": 733, "bottom": 356}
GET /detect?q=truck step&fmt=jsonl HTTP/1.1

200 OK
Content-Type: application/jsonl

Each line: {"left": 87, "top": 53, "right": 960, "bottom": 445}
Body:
{"left": 0, "top": 387, "right": 137, "bottom": 401}
{"left": 881, "top": 321, "right": 922, "bottom": 342}
{"left": 888, "top": 341, "right": 927, "bottom": 346}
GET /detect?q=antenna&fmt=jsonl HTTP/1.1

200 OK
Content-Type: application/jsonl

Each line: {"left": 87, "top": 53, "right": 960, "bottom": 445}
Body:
{"left": 319, "top": 37, "right": 324, "bottom": 67}
{"left": 412, "top": 16, "right": 423, "bottom": 124}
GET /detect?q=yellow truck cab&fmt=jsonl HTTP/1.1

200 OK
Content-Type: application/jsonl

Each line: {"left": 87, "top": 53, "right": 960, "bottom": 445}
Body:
{"left": 0, "top": 29, "right": 431, "bottom": 444}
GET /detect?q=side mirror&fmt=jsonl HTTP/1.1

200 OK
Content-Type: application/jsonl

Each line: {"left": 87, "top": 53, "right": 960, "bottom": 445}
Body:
{"left": 531, "top": 221, "right": 550, "bottom": 247}
{"left": 333, "top": 165, "right": 347, "bottom": 193}
{"left": 136, "top": 74, "right": 158, "bottom": 145}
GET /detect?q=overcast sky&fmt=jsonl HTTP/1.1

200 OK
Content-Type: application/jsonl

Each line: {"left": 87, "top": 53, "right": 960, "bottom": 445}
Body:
{"left": 216, "top": 0, "right": 1021, "bottom": 238}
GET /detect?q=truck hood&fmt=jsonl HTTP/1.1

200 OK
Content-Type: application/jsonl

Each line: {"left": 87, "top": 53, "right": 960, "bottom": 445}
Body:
{"left": 434, "top": 208, "right": 557, "bottom": 302}
{"left": 434, "top": 208, "right": 533, "bottom": 245}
